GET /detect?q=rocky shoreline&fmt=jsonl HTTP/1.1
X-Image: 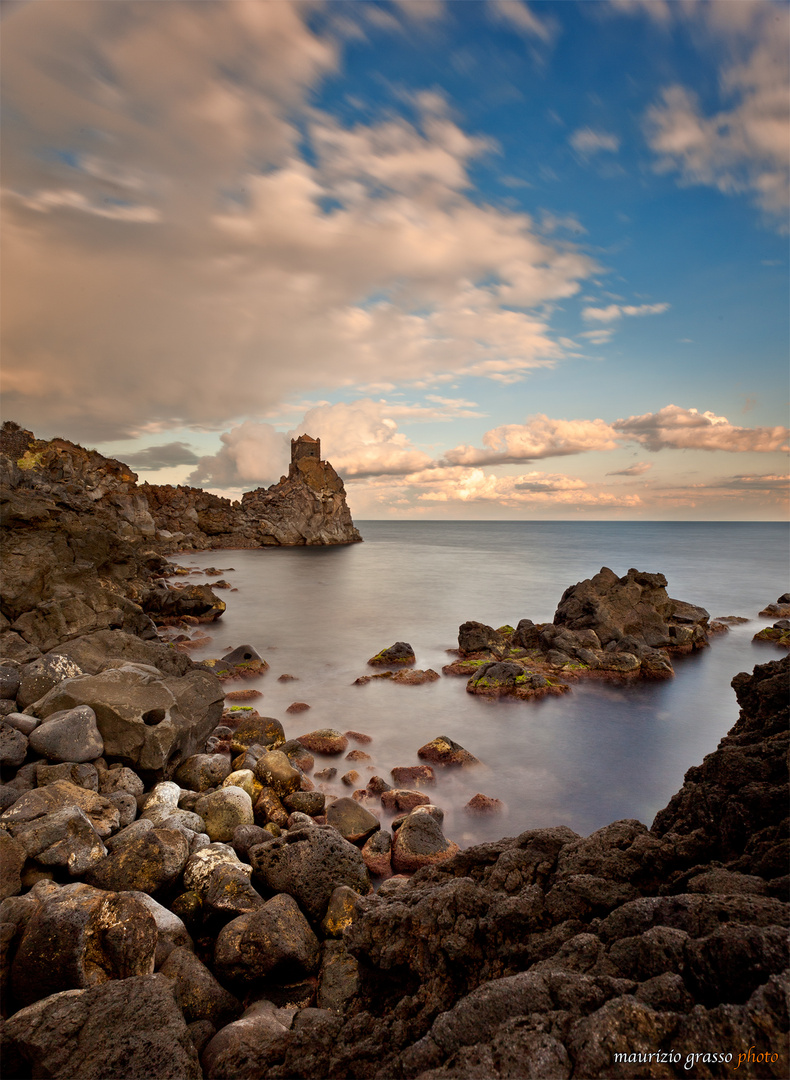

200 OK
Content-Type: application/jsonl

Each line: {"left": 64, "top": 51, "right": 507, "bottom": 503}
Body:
{"left": 1, "top": 423, "right": 788, "bottom": 1079}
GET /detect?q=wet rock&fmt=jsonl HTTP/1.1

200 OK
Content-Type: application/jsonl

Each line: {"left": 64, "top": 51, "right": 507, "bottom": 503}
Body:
{"left": 297, "top": 728, "right": 349, "bottom": 755}
{"left": 204, "top": 863, "right": 266, "bottom": 919}
{"left": 315, "top": 767, "right": 337, "bottom": 781}
{"left": 0, "top": 665, "right": 21, "bottom": 701}
{"left": 317, "top": 939, "right": 360, "bottom": 1013}
{"left": 381, "top": 788, "right": 431, "bottom": 814}
{"left": 249, "top": 825, "right": 371, "bottom": 921}
{"left": 368, "top": 641, "right": 416, "bottom": 666}
{"left": 11, "top": 884, "right": 158, "bottom": 1007}
{"left": 458, "top": 621, "right": 509, "bottom": 656}
{"left": 195, "top": 787, "right": 254, "bottom": 843}
{"left": 160, "top": 946, "right": 241, "bottom": 1025}
{"left": 254, "top": 786, "right": 289, "bottom": 828}
{"left": 417, "top": 735, "right": 480, "bottom": 767}
{"left": 38, "top": 761, "right": 99, "bottom": 791}
{"left": 320, "top": 884, "right": 367, "bottom": 938}
{"left": 229, "top": 712, "right": 285, "bottom": 752}
{"left": 16, "top": 654, "right": 86, "bottom": 710}
{"left": 0, "top": 723, "right": 27, "bottom": 768}
{"left": 28, "top": 705, "right": 104, "bottom": 763}
{"left": 1, "top": 780, "right": 119, "bottom": 838}
{"left": 286, "top": 701, "right": 310, "bottom": 713}
{"left": 214, "top": 892, "right": 320, "bottom": 983}
{"left": 0, "top": 828, "right": 26, "bottom": 899}
{"left": 465, "top": 793, "right": 504, "bottom": 814}
{"left": 132, "top": 891, "right": 193, "bottom": 967}
{"left": 284, "top": 790, "right": 325, "bottom": 816}
{"left": 362, "top": 828, "right": 392, "bottom": 878}
{"left": 2, "top": 973, "right": 201, "bottom": 1080}
{"left": 182, "top": 843, "right": 252, "bottom": 897}
{"left": 390, "top": 764, "right": 435, "bottom": 787}
{"left": 10, "top": 805, "right": 107, "bottom": 876}
{"left": 281, "top": 738, "right": 315, "bottom": 773}
{"left": 342, "top": 769, "right": 360, "bottom": 787}
{"left": 254, "top": 748, "right": 302, "bottom": 798}
{"left": 222, "top": 644, "right": 263, "bottom": 665}
{"left": 326, "top": 796, "right": 380, "bottom": 844}
{"left": 143, "top": 582, "right": 226, "bottom": 623}
{"left": 29, "top": 666, "right": 224, "bottom": 775}
{"left": 175, "top": 753, "right": 232, "bottom": 791}
{"left": 200, "top": 999, "right": 294, "bottom": 1080}
{"left": 231, "top": 823, "right": 271, "bottom": 861}
{"left": 391, "top": 808, "right": 459, "bottom": 873}
{"left": 85, "top": 827, "right": 189, "bottom": 894}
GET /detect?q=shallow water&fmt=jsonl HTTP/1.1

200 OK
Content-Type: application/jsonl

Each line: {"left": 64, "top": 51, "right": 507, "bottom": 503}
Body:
{"left": 173, "top": 521, "right": 789, "bottom": 848}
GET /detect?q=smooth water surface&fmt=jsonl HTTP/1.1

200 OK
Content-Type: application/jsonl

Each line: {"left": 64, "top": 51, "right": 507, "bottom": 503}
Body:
{"left": 175, "top": 522, "right": 789, "bottom": 848}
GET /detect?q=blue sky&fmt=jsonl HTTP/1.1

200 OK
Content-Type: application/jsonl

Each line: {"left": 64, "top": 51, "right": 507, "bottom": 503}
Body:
{"left": 2, "top": 0, "right": 788, "bottom": 519}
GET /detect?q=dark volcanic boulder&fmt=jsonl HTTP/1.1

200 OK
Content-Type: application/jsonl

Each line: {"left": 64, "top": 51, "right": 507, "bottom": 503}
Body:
{"left": 214, "top": 893, "right": 320, "bottom": 983}
{"left": 553, "top": 566, "right": 709, "bottom": 651}
{"left": 249, "top": 825, "right": 371, "bottom": 921}
{"left": 52, "top": 628, "right": 197, "bottom": 678}
{"left": 1, "top": 973, "right": 201, "bottom": 1080}
{"left": 458, "top": 621, "right": 509, "bottom": 657}
{"left": 11, "top": 884, "right": 157, "bottom": 1008}
{"left": 142, "top": 582, "right": 226, "bottom": 622}
{"left": 28, "top": 666, "right": 224, "bottom": 775}
{"left": 368, "top": 642, "right": 416, "bottom": 666}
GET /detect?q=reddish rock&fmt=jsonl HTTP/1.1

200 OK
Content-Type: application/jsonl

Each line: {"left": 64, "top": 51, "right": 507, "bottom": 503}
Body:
{"left": 362, "top": 829, "right": 392, "bottom": 879}
{"left": 314, "top": 767, "right": 337, "bottom": 781}
{"left": 225, "top": 689, "right": 263, "bottom": 701}
{"left": 277, "top": 674, "right": 298, "bottom": 682}
{"left": 391, "top": 810, "right": 458, "bottom": 873}
{"left": 380, "top": 788, "right": 431, "bottom": 814}
{"left": 346, "top": 749, "right": 372, "bottom": 762}
{"left": 391, "top": 668, "right": 439, "bottom": 685}
{"left": 390, "top": 765, "right": 435, "bottom": 787}
{"left": 345, "top": 731, "right": 372, "bottom": 744}
{"left": 464, "top": 793, "right": 504, "bottom": 814}
{"left": 367, "top": 642, "right": 415, "bottom": 667}
{"left": 341, "top": 770, "right": 360, "bottom": 787}
{"left": 297, "top": 729, "right": 349, "bottom": 755}
{"left": 286, "top": 702, "right": 311, "bottom": 714}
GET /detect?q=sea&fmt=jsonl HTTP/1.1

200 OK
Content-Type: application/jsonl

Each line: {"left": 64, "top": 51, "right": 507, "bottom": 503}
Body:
{"left": 174, "top": 521, "right": 789, "bottom": 850}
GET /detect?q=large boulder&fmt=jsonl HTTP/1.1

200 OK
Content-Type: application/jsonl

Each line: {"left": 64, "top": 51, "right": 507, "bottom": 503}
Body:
{"left": 214, "top": 893, "right": 320, "bottom": 983}
{"left": 1, "top": 973, "right": 201, "bottom": 1080}
{"left": 249, "top": 826, "right": 371, "bottom": 922}
{"left": 27, "top": 665, "right": 224, "bottom": 775}
{"left": 10, "top": 883, "right": 158, "bottom": 1008}
{"left": 553, "top": 567, "right": 709, "bottom": 651}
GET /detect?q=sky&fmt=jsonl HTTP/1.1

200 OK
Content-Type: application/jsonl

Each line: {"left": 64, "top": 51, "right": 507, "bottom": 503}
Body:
{"left": 1, "top": 0, "right": 788, "bottom": 521}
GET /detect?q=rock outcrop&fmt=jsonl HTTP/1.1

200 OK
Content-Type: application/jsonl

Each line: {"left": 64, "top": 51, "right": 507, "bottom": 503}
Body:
{"left": 444, "top": 567, "right": 713, "bottom": 699}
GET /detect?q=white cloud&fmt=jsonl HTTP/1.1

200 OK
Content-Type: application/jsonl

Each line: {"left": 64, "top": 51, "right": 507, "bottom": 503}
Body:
{"left": 569, "top": 128, "right": 620, "bottom": 155}
{"left": 626, "top": 0, "right": 790, "bottom": 223}
{"left": 614, "top": 404, "right": 790, "bottom": 453}
{"left": 444, "top": 414, "right": 620, "bottom": 466}
{"left": 1, "top": 1, "right": 598, "bottom": 441}
{"left": 488, "top": 1, "right": 556, "bottom": 44}
{"left": 579, "top": 329, "right": 614, "bottom": 344}
{"left": 582, "top": 302, "right": 670, "bottom": 323}
{"left": 414, "top": 467, "right": 641, "bottom": 508}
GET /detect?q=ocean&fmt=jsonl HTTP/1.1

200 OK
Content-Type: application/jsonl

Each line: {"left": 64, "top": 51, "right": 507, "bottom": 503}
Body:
{"left": 174, "top": 521, "right": 789, "bottom": 849}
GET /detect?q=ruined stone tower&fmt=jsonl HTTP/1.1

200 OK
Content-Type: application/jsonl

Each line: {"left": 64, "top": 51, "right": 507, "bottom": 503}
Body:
{"left": 290, "top": 433, "right": 321, "bottom": 465}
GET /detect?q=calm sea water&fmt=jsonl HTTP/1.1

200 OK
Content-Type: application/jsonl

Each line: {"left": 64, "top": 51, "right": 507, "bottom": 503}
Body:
{"left": 175, "top": 522, "right": 789, "bottom": 849}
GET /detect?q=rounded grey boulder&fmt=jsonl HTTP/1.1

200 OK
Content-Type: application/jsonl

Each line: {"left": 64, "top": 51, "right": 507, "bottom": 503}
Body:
{"left": 28, "top": 705, "right": 104, "bottom": 763}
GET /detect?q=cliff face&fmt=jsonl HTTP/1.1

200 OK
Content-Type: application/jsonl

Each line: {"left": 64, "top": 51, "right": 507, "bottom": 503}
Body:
{"left": 144, "top": 454, "right": 362, "bottom": 549}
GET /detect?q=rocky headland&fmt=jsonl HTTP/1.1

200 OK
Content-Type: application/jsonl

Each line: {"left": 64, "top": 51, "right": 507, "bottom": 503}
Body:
{"left": 0, "top": 421, "right": 788, "bottom": 1079}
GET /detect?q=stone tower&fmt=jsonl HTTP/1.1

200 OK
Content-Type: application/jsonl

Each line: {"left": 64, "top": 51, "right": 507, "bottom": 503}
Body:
{"left": 290, "top": 434, "right": 321, "bottom": 465}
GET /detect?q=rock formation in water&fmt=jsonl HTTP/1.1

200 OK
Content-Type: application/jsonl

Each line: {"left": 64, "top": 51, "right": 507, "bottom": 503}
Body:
{"left": 444, "top": 567, "right": 716, "bottom": 698}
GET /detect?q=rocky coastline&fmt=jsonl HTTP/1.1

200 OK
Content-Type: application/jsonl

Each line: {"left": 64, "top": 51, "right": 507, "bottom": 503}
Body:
{"left": 0, "top": 423, "right": 788, "bottom": 1079}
